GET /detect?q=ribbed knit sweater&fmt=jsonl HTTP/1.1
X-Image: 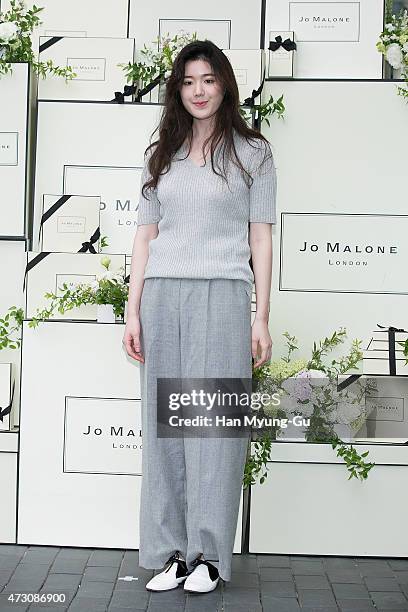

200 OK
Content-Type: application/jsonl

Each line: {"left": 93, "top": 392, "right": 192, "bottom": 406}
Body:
{"left": 137, "top": 131, "right": 277, "bottom": 288}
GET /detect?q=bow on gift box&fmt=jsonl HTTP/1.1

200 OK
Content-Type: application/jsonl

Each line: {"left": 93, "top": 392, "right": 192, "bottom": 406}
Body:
{"left": 268, "top": 35, "right": 297, "bottom": 53}
{"left": 77, "top": 227, "right": 101, "bottom": 254}
{"left": 242, "top": 69, "right": 265, "bottom": 108}
{"left": 112, "top": 84, "right": 137, "bottom": 104}
{"left": 134, "top": 74, "right": 164, "bottom": 102}
{"left": 377, "top": 323, "right": 407, "bottom": 376}
{"left": 0, "top": 380, "right": 15, "bottom": 425}
{"left": 241, "top": 70, "right": 266, "bottom": 130}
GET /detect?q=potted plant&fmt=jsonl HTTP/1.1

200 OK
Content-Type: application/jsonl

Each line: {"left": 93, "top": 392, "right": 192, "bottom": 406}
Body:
{"left": 244, "top": 328, "right": 376, "bottom": 487}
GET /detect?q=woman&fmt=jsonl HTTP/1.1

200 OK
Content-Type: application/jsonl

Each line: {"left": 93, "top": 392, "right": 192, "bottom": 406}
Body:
{"left": 122, "top": 39, "right": 277, "bottom": 594}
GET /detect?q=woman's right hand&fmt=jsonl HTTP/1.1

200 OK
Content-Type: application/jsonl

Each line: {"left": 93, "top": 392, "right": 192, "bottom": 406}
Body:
{"left": 122, "top": 316, "right": 144, "bottom": 363}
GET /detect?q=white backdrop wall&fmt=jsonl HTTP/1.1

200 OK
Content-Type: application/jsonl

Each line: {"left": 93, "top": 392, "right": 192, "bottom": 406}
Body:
{"left": 264, "top": 0, "right": 385, "bottom": 77}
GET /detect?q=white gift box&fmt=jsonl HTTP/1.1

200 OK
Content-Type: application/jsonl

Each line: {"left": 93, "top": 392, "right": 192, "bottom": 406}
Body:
{"left": 0, "top": 239, "right": 27, "bottom": 429}
{"left": 268, "top": 31, "right": 296, "bottom": 78}
{"left": 18, "top": 321, "right": 143, "bottom": 546}
{"left": 129, "top": 0, "right": 263, "bottom": 49}
{"left": 221, "top": 50, "right": 265, "bottom": 103}
{"left": 33, "top": 101, "right": 163, "bottom": 255}
{"left": 357, "top": 377, "right": 408, "bottom": 439}
{"left": 264, "top": 0, "right": 384, "bottom": 78}
{"left": 249, "top": 442, "right": 408, "bottom": 556}
{"left": 39, "top": 194, "right": 101, "bottom": 253}
{"left": 38, "top": 37, "right": 135, "bottom": 101}
{"left": 255, "top": 79, "right": 408, "bottom": 384}
{"left": 0, "top": 364, "right": 13, "bottom": 432}
{"left": 0, "top": 64, "right": 31, "bottom": 237}
{"left": 24, "top": 252, "right": 126, "bottom": 320}
{"left": 1, "top": 0, "right": 130, "bottom": 40}
{"left": 63, "top": 165, "right": 143, "bottom": 256}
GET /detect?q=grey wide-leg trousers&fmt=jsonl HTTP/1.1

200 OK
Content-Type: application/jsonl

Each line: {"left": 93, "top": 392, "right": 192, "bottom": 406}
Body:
{"left": 138, "top": 277, "right": 252, "bottom": 582}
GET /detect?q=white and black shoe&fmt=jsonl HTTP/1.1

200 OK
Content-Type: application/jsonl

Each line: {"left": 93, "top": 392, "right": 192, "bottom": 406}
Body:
{"left": 184, "top": 558, "right": 220, "bottom": 593}
{"left": 145, "top": 552, "right": 188, "bottom": 592}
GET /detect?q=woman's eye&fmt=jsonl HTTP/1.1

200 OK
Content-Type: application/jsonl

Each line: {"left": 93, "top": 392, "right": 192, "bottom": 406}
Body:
{"left": 183, "top": 81, "right": 192, "bottom": 85}
{"left": 205, "top": 79, "right": 215, "bottom": 84}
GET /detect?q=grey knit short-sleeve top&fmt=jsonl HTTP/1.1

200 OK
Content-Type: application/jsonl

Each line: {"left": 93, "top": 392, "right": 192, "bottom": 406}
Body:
{"left": 136, "top": 130, "right": 277, "bottom": 289}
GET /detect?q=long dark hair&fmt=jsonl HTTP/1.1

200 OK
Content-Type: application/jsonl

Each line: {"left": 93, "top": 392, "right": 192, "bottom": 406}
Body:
{"left": 142, "top": 39, "right": 271, "bottom": 198}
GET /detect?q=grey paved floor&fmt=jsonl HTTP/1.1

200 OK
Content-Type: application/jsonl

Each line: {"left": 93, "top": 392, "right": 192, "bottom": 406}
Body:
{"left": 1, "top": 546, "right": 408, "bottom": 611}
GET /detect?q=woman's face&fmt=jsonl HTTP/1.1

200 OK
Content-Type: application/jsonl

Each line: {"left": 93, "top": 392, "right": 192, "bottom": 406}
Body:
{"left": 179, "top": 59, "right": 224, "bottom": 122}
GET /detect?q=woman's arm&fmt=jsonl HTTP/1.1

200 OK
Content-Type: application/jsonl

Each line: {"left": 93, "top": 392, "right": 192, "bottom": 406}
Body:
{"left": 249, "top": 222, "right": 273, "bottom": 368}
{"left": 123, "top": 223, "right": 158, "bottom": 362}
{"left": 127, "top": 223, "right": 158, "bottom": 319}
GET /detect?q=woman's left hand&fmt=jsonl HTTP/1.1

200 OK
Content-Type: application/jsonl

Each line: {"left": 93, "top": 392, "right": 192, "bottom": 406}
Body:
{"left": 251, "top": 319, "right": 272, "bottom": 369}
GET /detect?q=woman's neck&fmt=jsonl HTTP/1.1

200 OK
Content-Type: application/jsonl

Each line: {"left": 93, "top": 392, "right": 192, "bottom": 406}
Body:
{"left": 191, "top": 117, "right": 215, "bottom": 146}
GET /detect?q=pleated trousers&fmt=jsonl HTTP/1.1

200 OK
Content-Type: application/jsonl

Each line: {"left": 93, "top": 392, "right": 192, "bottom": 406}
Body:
{"left": 138, "top": 277, "right": 252, "bottom": 582}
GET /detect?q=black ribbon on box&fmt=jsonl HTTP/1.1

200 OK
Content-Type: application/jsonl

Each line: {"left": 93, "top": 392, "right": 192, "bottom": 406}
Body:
{"left": 241, "top": 69, "right": 266, "bottom": 131}
{"left": 0, "top": 380, "right": 15, "bottom": 424}
{"left": 112, "top": 84, "right": 137, "bottom": 104}
{"left": 337, "top": 373, "right": 362, "bottom": 392}
{"left": 77, "top": 227, "right": 101, "bottom": 253}
{"left": 268, "top": 35, "right": 297, "bottom": 53}
{"left": 39, "top": 36, "right": 64, "bottom": 53}
{"left": 23, "top": 252, "right": 51, "bottom": 292}
{"left": 377, "top": 323, "right": 407, "bottom": 376}
{"left": 242, "top": 69, "right": 265, "bottom": 109}
{"left": 134, "top": 74, "right": 163, "bottom": 102}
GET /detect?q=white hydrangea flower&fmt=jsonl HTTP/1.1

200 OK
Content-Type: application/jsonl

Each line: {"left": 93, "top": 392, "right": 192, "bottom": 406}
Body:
{"left": 100, "top": 256, "right": 111, "bottom": 269}
{"left": 385, "top": 23, "right": 395, "bottom": 32}
{"left": 386, "top": 43, "right": 403, "bottom": 69}
{"left": 0, "top": 21, "right": 19, "bottom": 42}
{"left": 98, "top": 271, "right": 115, "bottom": 281}
{"left": 294, "top": 368, "right": 328, "bottom": 386}
{"left": 296, "top": 402, "right": 314, "bottom": 418}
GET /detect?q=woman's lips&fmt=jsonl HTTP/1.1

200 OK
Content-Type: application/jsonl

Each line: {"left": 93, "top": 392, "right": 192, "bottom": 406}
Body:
{"left": 193, "top": 101, "right": 208, "bottom": 107}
